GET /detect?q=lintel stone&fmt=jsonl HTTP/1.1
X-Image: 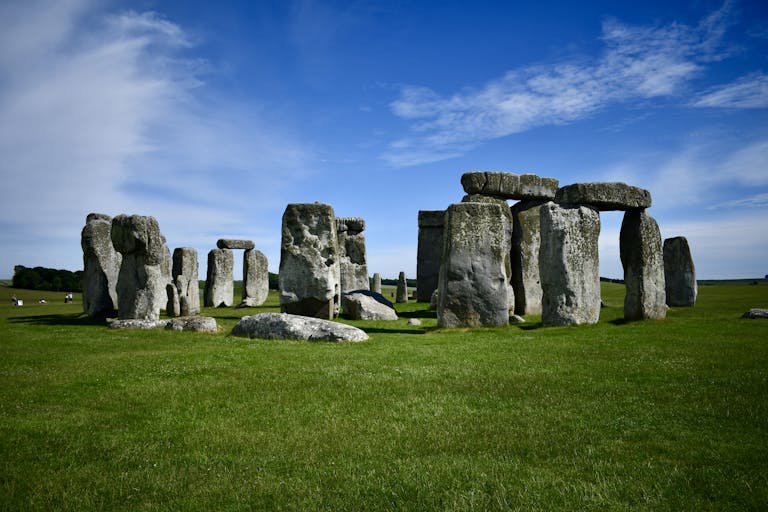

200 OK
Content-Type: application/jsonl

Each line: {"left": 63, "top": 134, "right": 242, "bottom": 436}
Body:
{"left": 555, "top": 182, "right": 651, "bottom": 211}
{"left": 461, "top": 171, "right": 559, "bottom": 200}
{"left": 217, "top": 239, "right": 255, "bottom": 250}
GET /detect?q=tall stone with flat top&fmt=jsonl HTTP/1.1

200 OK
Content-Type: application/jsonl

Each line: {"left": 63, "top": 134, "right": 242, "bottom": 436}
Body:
{"left": 279, "top": 203, "right": 341, "bottom": 319}
{"left": 242, "top": 249, "right": 269, "bottom": 307}
{"left": 539, "top": 203, "right": 601, "bottom": 326}
{"left": 81, "top": 213, "right": 121, "bottom": 319}
{"left": 437, "top": 202, "right": 511, "bottom": 328}
{"left": 664, "top": 237, "right": 697, "bottom": 307}
{"left": 417, "top": 210, "right": 445, "bottom": 302}
{"left": 620, "top": 211, "right": 667, "bottom": 320}
{"left": 336, "top": 217, "right": 369, "bottom": 294}
{"left": 396, "top": 271, "right": 409, "bottom": 303}
{"left": 111, "top": 214, "right": 166, "bottom": 320}
{"left": 172, "top": 247, "right": 200, "bottom": 315}
{"left": 511, "top": 201, "right": 544, "bottom": 315}
{"left": 204, "top": 249, "right": 234, "bottom": 307}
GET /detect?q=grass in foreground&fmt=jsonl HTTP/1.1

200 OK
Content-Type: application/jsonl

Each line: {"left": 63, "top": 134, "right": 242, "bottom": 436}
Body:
{"left": 1, "top": 283, "right": 767, "bottom": 511}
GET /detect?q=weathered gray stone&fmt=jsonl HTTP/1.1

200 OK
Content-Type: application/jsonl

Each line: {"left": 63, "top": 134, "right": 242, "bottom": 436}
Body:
{"left": 396, "top": 271, "right": 409, "bottom": 303}
{"left": 437, "top": 202, "right": 512, "bottom": 328}
{"left": 172, "top": 248, "right": 200, "bottom": 316}
{"left": 742, "top": 308, "right": 768, "bottom": 319}
{"left": 108, "top": 319, "right": 167, "bottom": 330}
{"left": 407, "top": 318, "right": 422, "bottom": 326}
{"left": 166, "top": 283, "right": 180, "bottom": 318}
{"left": 231, "top": 313, "right": 368, "bottom": 342}
{"left": 372, "top": 273, "right": 382, "bottom": 294}
{"left": 241, "top": 249, "right": 269, "bottom": 307}
{"left": 539, "top": 203, "right": 601, "bottom": 326}
{"left": 461, "top": 171, "right": 559, "bottom": 200}
{"left": 279, "top": 203, "right": 341, "bottom": 319}
{"left": 167, "top": 316, "right": 218, "bottom": 332}
{"left": 511, "top": 201, "right": 544, "bottom": 315}
{"left": 204, "top": 248, "right": 234, "bottom": 308}
{"left": 336, "top": 217, "right": 369, "bottom": 294}
{"left": 217, "top": 239, "right": 255, "bottom": 250}
{"left": 555, "top": 182, "right": 651, "bottom": 211}
{"left": 663, "top": 237, "right": 697, "bottom": 307}
{"left": 342, "top": 292, "right": 398, "bottom": 320}
{"left": 417, "top": 210, "right": 445, "bottom": 302}
{"left": 158, "top": 238, "right": 173, "bottom": 311}
{"left": 461, "top": 194, "right": 509, "bottom": 206}
{"left": 111, "top": 214, "right": 165, "bottom": 321}
{"left": 621, "top": 211, "right": 667, "bottom": 321}
{"left": 430, "top": 289, "right": 439, "bottom": 310}
{"left": 81, "top": 213, "right": 121, "bottom": 319}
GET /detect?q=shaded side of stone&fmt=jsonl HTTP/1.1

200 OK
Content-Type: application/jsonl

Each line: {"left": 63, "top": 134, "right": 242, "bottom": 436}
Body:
{"left": 204, "top": 248, "right": 234, "bottom": 308}
{"left": 242, "top": 249, "right": 269, "bottom": 306}
{"left": 166, "top": 283, "right": 180, "bottom": 317}
{"left": 461, "top": 171, "right": 559, "bottom": 200}
{"left": 81, "top": 213, "right": 121, "bottom": 319}
{"left": 663, "top": 236, "right": 697, "bottom": 307}
{"left": 620, "top": 211, "right": 667, "bottom": 321}
{"left": 396, "top": 271, "right": 409, "bottom": 303}
{"left": 511, "top": 201, "right": 544, "bottom": 315}
{"left": 172, "top": 247, "right": 200, "bottom": 315}
{"left": 337, "top": 217, "right": 369, "bottom": 294}
{"left": 555, "top": 182, "right": 651, "bottom": 211}
{"left": 416, "top": 210, "right": 444, "bottom": 302}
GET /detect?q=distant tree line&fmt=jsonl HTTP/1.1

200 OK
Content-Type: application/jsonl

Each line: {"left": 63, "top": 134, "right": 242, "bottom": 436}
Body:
{"left": 378, "top": 277, "right": 417, "bottom": 287}
{"left": 12, "top": 265, "right": 83, "bottom": 292}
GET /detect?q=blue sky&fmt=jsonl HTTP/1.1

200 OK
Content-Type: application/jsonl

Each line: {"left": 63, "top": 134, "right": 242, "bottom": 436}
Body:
{"left": 1, "top": 0, "right": 766, "bottom": 280}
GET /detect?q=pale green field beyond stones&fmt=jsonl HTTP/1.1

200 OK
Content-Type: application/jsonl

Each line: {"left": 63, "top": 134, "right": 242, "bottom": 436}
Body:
{"left": 1, "top": 282, "right": 767, "bottom": 511}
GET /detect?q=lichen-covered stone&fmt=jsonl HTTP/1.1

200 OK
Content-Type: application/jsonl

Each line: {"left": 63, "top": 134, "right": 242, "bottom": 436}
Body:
{"left": 511, "top": 201, "right": 544, "bottom": 315}
{"left": 242, "top": 249, "right": 269, "bottom": 307}
{"left": 204, "top": 248, "right": 234, "bottom": 308}
{"left": 81, "top": 213, "right": 121, "bottom": 319}
{"left": 555, "top": 182, "right": 651, "bottom": 211}
{"left": 461, "top": 171, "right": 559, "bottom": 200}
{"left": 217, "top": 239, "right": 255, "bottom": 250}
{"left": 663, "top": 237, "right": 697, "bottom": 307}
{"left": 336, "top": 217, "right": 369, "bottom": 294}
{"left": 437, "top": 202, "right": 512, "bottom": 327}
{"left": 172, "top": 248, "right": 200, "bottom": 315}
{"left": 231, "top": 313, "right": 368, "bottom": 342}
{"left": 396, "top": 271, "right": 409, "bottom": 303}
{"left": 417, "top": 210, "right": 444, "bottom": 302}
{"left": 342, "top": 292, "right": 398, "bottom": 320}
{"left": 279, "top": 203, "right": 341, "bottom": 319}
{"left": 621, "top": 211, "right": 667, "bottom": 321}
{"left": 372, "top": 272, "right": 382, "bottom": 294}
{"left": 539, "top": 203, "right": 601, "bottom": 326}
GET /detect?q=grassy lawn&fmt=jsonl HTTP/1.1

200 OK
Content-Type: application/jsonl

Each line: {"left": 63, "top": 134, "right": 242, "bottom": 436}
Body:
{"left": 1, "top": 282, "right": 767, "bottom": 511}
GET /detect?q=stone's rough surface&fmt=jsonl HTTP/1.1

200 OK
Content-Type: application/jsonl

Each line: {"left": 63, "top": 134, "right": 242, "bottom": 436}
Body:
{"left": 511, "top": 201, "right": 544, "bottom": 315}
{"left": 621, "top": 211, "right": 667, "bottom": 321}
{"left": 242, "top": 249, "right": 269, "bottom": 307}
{"left": 555, "top": 182, "right": 652, "bottom": 211}
{"left": 539, "top": 203, "right": 601, "bottom": 326}
{"left": 342, "top": 292, "right": 398, "bottom": 320}
{"left": 232, "top": 313, "right": 368, "bottom": 342}
{"left": 437, "top": 202, "right": 512, "bottom": 328}
{"left": 417, "top": 210, "right": 445, "bottom": 302}
{"left": 108, "top": 319, "right": 167, "bottom": 330}
{"left": 279, "top": 203, "right": 341, "bottom": 319}
{"left": 396, "top": 271, "right": 409, "bottom": 303}
{"left": 204, "top": 249, "right": 234, "bottom": 308}
{"left": 336, "top": 217, "right": 369, "bottom": 294}
{"left": 167, "top": 316, "right": 218, "bottom": 332}
{"left": 158, "top": 239, "right": 173, "bottom": 311}
{"left": 345, "top": 289, "right": 394, "bottom": 309}
{"left": 372, "top": 273, "right": 382, "bottom": 294}
{"left": 111, "top": 214, "right": 165, "bottom": 320}
{"left": 742, "top": 308, "right": 768, "bottom": 319}
{"left": 166, "top": 283, "right": 180, "bottom": 318}
{"left": 172, "top": 248, "right": 200, "bottom": 316}
{"left": 461, "top": 194, "right": 509, "bottom": 206}
{"left": 81, "top": 213, "right": 121, "bottom": 319}
{"left": 216, "top": 239, "right": 255, "bottom": 250}
{"left": 461, "top": 171, "right": 559, "bottom": 200}
{"left": 429, "top": 289, "right": 439, "bottom": 310}
{"left": 663, "top": 237, "right": 698, "bottom": 307}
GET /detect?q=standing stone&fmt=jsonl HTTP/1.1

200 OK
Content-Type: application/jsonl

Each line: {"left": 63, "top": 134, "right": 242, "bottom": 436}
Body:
{"left": 511, "top": 201, "right": 544, "bottom": 315}
{"left": 663, "top": 237, "right": 697, "bottom": 307}
{"left": 620, "top": 211, "right": 667, "bottom": 320}
{"left": 417, "top": 210, "right": 445, "bottom": 302}
{"left": 111, "top": 214, "right": 166, "bottom": 321}
{"left": 81, "top": 213, "right": 121, "bottom": 319}
{"left": 539, "top": 203, "right": 601, "bottom": 326}
{"left": 437, "top": 202, "right": 511, "bottom": 328}
{"left": 157, "top": 237, "right": 173, "bottom": 311}
{"left": 336, "top": 217, "right": 369, "bottom": 294}
{"left": 242, "top": 249, "right": 269, "bottom": 307}
{"left": 372, "top": 272, "right": 382, "bottom": 294}
{"left": 204, "top": 249, "right": 234, "bottom": 308}
{"left": 166, "top": 283, "right": 180, "bottom": 318}
{"left": 279, "top": 203, "right": 341, "bottom": 319}
{"left": 396, "top": 271, "right": 409, "bottom": 303}
{"left": 172, "top": 248, "right": 200, "bottom": 316}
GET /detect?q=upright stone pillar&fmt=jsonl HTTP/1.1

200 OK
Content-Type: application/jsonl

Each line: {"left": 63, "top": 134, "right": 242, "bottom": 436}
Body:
{"left": 204, "top": 248, "right": 234, "bottom": 308}
{"left": 416, "top": 210, "right": 445, "bottom": 302}
{"left": 111, "top": 214, "right": 165, "bottom": 320}
{"left": 539, "top": 203, "right": 601, "bottom": 326}
{"left": 372, "top": 273, "right": 382, "bottom": 294}
{"left": 663, "top": 236, "right": 697, "bottom": 307}
{"left": 336, "top": 217, "right": 369, "bottom": 293}
{"left": 81, "top": 213, "right": 121, "bottom": 319}
{"left": 172, "top": 247, "right": 200, "bottom": 315}
{"left": 511, "top": 201, "right": 544, "bottom": 315}
{"left": 396, "top": 272, "right": 409, "bottom": 303}
{"left": 437, "top": 202, "right": 511, "bottom": 327}
{"left": 157, "top": 238, "right": 173, "bottom": 311}
{"left": 242, "top": 249, "right": 269, "bottom": 307}
{"left": 279, "top": 203, "right": 341, "bottom": 319}
{"left": 620, "top": 211, "right": 667, "bottom": 320}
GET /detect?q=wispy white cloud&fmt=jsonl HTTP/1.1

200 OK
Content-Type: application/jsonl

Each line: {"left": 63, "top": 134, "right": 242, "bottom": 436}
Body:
{"left": 384, "top": 3, "right": 733, "bottom": 166}
{"left": 708, "top": 192, "right": 768, "bottom": 210}
{"left": 691, "top": 72, "right": 768, "bottom": 108}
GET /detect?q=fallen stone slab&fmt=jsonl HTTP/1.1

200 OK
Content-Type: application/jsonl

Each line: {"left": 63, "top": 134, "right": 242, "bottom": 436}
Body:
{"left": 742, "top": 308, "right": 768, "bottom": 319}
{"left": 108, "top": 316, "right": 218, "bottom": 332}
{"left": 217, "top": 239, "right": 255, "bottom": 250}
{"left": 108, "top": 319, "right": 167, "bottom": 330}
{"left": 231, "top": 313, "right": 368, "bottom": 342}
{"left": 461, "top": 171, "right": 559, "bottom": 200}
{"left": 555, "top": 182, "right": 651, "bottom": 211}
{"left": 342, "top": 292, "right": 398, "bottom": 320}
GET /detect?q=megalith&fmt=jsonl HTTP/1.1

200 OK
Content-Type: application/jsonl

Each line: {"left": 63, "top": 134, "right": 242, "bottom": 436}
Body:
{"left": 539, "top": 203, "right": 601, "bottom": 326}
{"left": 461, "top": 171, "right": 559, "bottom": 200}
{"left": 437, "top": 202, "right": 511, "bottom": 328}
{"left": 396, "top": 271, "right": 409, "bottom": 303}
{"left": 217, "top": 239, "right": 255, "bottom": 250}
{"left": 336, "top": 217, "right": 369, "bottom": 294}
{"left": 416, "top": 210, "right": 445, "bottom": 302}
{"left": 166, "top": 283, "right": 180, "bottom": 317}
{"left": 279, "top": 203, "right": 341, "bottom": 319}
{"left": 372, "top": 272, "right": 382, "bottom": 294}
{"left": 510, "top": 201, "right": 544, "bottom": 315}
{"left": 157, "top": 237, "right": 173, "bottom": 311}
{"left": 111, "top": 214, "right": 166, "bottom": 320}
{"left": 620, "top": 211, "right": 667, "bottom": 320}
{"left": 663, "top": 237, "right": 697, "bottom": 307}
{"left": 242, "top": 248, "right": 269, "bottom": 307}
{"left": 204, "top": 248, "right": 234, "bottom": 308}
{"left": 81, "top": 213, "right": 121, "bottom": 319}
{"left": 555, "top": 182, "right": 651, "bottom": 211}
{"left": 172, "top": 247, "right": 200, "bottom": 316}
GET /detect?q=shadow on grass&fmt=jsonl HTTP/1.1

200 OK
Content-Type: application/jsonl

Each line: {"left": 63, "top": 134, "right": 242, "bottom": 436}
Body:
{"left": 397, "top": 310, "right": 437, "bottom": 319}
{"left": 362, "top": 327, "right": 428, "bottom": 335}
{"left": 9, "top": 313, "right": 106, "bottom": 327}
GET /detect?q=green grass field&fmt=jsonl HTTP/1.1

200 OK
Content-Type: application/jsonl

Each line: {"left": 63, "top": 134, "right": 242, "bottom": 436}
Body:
{"left": 1, "top": 282, "right": 767, "bottom": 511}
